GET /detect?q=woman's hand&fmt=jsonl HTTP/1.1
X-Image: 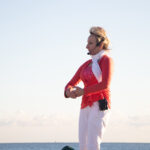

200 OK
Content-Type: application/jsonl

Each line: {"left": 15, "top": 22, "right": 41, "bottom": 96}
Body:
{"left": 73, "top": 86, "right": 84, "bottom": 97}
{"left": 66, "top": 88, "right": 77, "bottom": 99}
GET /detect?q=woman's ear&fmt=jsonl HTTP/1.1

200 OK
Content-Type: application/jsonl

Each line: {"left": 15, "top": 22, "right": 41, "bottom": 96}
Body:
{"left": 100, "top": 42, "right": 104, "bottom": 49}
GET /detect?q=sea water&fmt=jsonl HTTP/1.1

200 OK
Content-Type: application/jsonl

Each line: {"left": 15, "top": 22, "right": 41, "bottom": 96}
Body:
{"left": 0, "top": 142, "right": 150, "bottom": 150}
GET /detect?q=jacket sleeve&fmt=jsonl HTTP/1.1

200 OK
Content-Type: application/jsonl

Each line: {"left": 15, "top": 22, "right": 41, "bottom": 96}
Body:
{"left": 84, "top": 56, "right": 114, "bottom": 95}
{"left": 64, "top": 61, "right": 89, "bottom": 98}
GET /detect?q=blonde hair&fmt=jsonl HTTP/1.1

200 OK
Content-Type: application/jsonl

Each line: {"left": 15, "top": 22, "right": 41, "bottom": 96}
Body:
{"left": 89, "top": 26, "right": 110, "bottom": 50}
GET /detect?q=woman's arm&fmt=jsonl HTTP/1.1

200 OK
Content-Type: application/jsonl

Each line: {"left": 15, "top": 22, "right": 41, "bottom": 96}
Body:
{"left": 64, "top": 60, "right": 90, "bottom": 98}
{"left": 84, "top": 56, "right": 114, "bottom": 95}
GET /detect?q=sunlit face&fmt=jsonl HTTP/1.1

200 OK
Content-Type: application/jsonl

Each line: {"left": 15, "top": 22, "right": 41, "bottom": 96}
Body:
{"left": 86, "top": 35, "right": 100, "bottom": 55}
{"left": 86, "top": 35, "right": 97, "bottom": 50}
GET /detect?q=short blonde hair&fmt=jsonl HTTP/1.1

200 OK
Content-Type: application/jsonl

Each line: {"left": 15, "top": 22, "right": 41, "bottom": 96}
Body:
{"left": 89, "top": 26, "right": 110, "bottom": 50}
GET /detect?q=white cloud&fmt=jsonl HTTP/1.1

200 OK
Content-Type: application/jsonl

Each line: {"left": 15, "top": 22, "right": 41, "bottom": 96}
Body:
{"left": 0, "top": 110, "right": 150, "bottom": 142}
{"left": 128, "top": 115, "right": 150, "bottom": 127}
{"left": 0, "top": 110, "right": 77, "bottom": 127}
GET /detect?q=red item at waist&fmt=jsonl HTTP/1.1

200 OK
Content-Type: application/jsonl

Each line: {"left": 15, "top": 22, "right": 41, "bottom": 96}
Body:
{"left": 81, "top": 89, "right": 111, "bottom": 109}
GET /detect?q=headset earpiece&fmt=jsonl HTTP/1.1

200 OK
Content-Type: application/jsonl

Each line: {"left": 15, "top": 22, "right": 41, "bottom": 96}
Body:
{"left": 96, "top": 42, "right": 100, "bottom": 46}
{"left": 96, "top": 37, "right": 105, "bottom": 46}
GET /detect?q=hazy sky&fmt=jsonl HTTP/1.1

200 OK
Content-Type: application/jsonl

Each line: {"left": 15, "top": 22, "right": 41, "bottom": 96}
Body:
{"left": 0, "top": 0, "right": 150, "bottom": 143}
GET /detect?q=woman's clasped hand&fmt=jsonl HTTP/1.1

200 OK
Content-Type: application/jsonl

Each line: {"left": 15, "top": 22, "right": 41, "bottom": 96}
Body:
{"left": 66, "top": 86, "right": 84, "bottom": 98}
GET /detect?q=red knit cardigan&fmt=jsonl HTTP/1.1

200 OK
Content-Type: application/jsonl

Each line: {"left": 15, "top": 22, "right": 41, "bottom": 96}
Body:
{"left": 64, "top": 55, "right": 113, "bottom": 109}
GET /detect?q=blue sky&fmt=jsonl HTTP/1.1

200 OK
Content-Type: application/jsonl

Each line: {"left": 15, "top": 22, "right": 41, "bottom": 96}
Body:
{"left": 0, "top": 0, "right": 150, "bottom": 143}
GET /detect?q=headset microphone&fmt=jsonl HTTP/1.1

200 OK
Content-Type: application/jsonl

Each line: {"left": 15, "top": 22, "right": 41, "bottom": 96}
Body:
{"left": 87, "top": 45, "right": 97, "bottom": 55}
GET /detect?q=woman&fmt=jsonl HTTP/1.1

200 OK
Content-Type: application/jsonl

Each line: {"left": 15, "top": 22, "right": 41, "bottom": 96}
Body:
{"left": 64, "top": 26, "right": 113, "bottom": 150}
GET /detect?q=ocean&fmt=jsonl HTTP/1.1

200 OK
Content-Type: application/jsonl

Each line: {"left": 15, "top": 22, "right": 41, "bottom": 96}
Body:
{"left": 0, "top": 143, "right": 150, "bottom": 150}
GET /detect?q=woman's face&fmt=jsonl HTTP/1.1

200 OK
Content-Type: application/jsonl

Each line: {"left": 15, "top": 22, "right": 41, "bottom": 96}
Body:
{"left": 86, "top": 35, "right": 99, "bottom": 55}
{"left": 86, "top": 35, "right": 97, "bottom": 50}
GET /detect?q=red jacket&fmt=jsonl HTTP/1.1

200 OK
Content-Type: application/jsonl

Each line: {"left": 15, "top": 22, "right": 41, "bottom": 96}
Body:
{"left": 64, "top": 55, "right": 113, "bottom": 109}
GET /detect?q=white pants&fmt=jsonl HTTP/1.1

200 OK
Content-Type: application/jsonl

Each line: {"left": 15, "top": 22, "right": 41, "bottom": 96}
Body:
{"left": 79, "top": 101, "right": 111, "bottom": 150}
